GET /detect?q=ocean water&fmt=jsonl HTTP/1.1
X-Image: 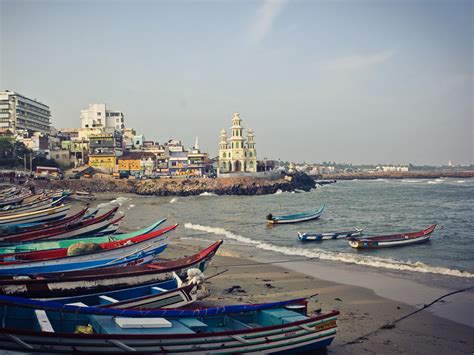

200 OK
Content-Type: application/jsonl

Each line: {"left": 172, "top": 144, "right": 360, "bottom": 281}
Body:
{"left": 102, "top": 178, "right": 474, "bottom": 279}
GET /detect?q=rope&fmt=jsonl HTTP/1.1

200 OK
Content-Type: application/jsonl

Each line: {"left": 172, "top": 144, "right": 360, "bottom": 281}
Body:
{"left": 343, "top": 286, "right": 474, "bottom": 346}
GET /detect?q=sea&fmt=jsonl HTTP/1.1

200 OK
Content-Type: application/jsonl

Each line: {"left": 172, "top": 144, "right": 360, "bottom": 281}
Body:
{"left": 95, "top": 177, "right": 474, "bottom": 325}
{"left": 99, "top": 177, "right": 473, "bottom": 276}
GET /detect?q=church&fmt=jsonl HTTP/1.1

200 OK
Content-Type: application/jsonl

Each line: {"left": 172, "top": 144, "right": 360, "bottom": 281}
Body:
{"left": 218, "top": 113, "right": 257, "bottom": 174}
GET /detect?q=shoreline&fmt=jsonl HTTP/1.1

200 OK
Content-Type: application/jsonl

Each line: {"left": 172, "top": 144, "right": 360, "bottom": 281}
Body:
{"left": 319, "top": 171, "right": 474, "bottom": 180}
{"left": 164, "top": 238, "right": 473, "bottom": 354}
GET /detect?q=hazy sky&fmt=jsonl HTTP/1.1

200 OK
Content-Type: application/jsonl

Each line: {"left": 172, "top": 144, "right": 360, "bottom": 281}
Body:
{"left": 1, "top": 0, "right": 472, "bottom": 165}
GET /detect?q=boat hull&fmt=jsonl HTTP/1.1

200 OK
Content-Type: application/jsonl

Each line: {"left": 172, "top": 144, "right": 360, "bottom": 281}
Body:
{"left": 298, "top": 229, "right": 362, "bottom": 241}
{"left": 348, "top": 225, "right": 437, "bottom": 249}
{"left": 0, "top": 240, "right": 223, "bottom": 298}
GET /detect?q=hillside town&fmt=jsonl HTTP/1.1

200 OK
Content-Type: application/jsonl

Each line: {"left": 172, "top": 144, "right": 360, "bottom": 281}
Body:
{"left": 0, "top": 90, "right": 279, "bottom": 180}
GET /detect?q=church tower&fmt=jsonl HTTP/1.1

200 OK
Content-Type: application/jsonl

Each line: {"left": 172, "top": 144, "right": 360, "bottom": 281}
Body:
{"left": 218, "top": 113, "right": 257, "bottom": 175}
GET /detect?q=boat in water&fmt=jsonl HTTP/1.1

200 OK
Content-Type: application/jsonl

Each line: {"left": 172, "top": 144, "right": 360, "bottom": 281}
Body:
{"left": 267, "top": 204, "right": 325, "bottom": 224}
{"left": 298, "top": 228, "right": 363, "bottom": 241}
{"left": 347, "top": 224, "right": 437, "bottom": 249}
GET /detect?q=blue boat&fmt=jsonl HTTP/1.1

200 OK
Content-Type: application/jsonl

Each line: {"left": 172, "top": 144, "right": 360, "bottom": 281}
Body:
{"left": 267, "top": 204, "right": 325, "bottom": 224}
{"left": 0, "top": 295, "right": 339, "bottom": 353}
{"left": 50, "top": 272, "right": 201, "bottom": 309}
{"left": 298, "top": 228, "right": 363, "bottom": 241}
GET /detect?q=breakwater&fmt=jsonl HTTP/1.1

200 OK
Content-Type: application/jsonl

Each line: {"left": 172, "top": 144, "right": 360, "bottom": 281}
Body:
{"left": 317, "top": 171, "right": 474, "bottom": 180}
{"left": 32, "top": 172, "right": 316, "bottom": 196}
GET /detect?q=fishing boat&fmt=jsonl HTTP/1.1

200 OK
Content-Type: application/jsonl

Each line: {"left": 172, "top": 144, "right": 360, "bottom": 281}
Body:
{"left": 51, "top": 270, "right": 204, "bottom": 309}
{"left": 0, "top": 240, "right": 223, "bottom": 298}
{"left": 0, "top": 218, "right": 168, "bottom": 254}
{"left": 0, "top": 207, "right": 119, "bottom": 244}
{"left": 267, "top": 204, "right": 325, "bottom": 224}
{"left": 0, "top": 223, "right": 176, "bottom": 264}
{"left": 298, "top": 228, "right": 363, "bottom": 241}
{"left": 0, "top": 192, "right": 31, "bottom": 208}
{"left": 0, "top": 204, "right": 71, "bottom": 227}
{"left": 0, "top": 207, "right": 91, "bottom": 237}
{"left": 347, "top": 224, "right": 437, "bottom": 249}
{"left": 0, "top": 227, "right": 170, "bottom": 275}
{"left": 0, "top": 195, "right": 67, "bottom": 215}
{"left": 0, "top": 295, "right": 339, "bottom": 353}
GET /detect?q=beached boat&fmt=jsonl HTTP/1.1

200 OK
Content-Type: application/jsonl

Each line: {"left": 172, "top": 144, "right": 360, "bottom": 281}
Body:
{"left": 0, "top": 204, "right": 71, "bottom": 227}
{"left": 298, "top": 228, "right": 363, "bottom": 241}
{"left": 347, "top": 224, "right": 437, "bottom": 249}
{"left": 0, "top": 195, "right": 67, "bottom": 215}
{"left": 51, "top": 271, "right": 203, "bottom": 309}
{"left": 267, "top": 204, "right": 325, "bottom": 224}
{"left": 0, "top": 240, "right": 223, "bottom": 298}
{"left": 0, "top": 223, "right": 176, "bottom": 264}
{"left": 0, "top": 207, "right": 119, "bottom": 244}
{"left": 0, "top": 192, "right": 31, "bottom": 208}
{"left": 0, "top": 218, "right": 169, "bottom": 254}
{"left": 0, "top": 295, "right": 339, "bottom": 353}
{"left": 0, "top": 227, "right": 169, "bottom": 275}
{"left": 0, "top": 207, "right": 91, "bottom": 237}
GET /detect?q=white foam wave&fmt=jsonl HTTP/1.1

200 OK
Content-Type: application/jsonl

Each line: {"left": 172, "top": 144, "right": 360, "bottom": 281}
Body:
{"left": 427, "top": 181, "right": 439, "bottom": 184}
{"left": 97, "top": 197, "right": 131, "bottom": 208}
{"left": 457, "top": 180, "right": 465, "bottom": 183}
{"left": 435, "top": 178, "right": 445, "bottom": 182}
{"left": 402, "top": 179, "right": 422, "bottom": 183}
{"left": 199, "top": 192, "right": 218, "bottom": 196}
{"left": 184, "top": 223, "right": 474, "bottom": 279}
{"left": 169, "top": 197, "right": 178, "bottom": 204}
{"left": 274, "top": 189, "right": 283, "bottom": 195}
{"left": 128, "top": 204, "right": 135, "bottom": 210}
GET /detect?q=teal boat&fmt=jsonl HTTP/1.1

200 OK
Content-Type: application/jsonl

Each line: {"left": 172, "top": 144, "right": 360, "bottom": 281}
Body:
{"left": 0, "top": 218, "right": 167, "bottom": 254}
{"left": 267, "top": 204, "right": 325, "bottom": 224}
{"left": 0, "top": 295, "right": 339, "bottom": 353}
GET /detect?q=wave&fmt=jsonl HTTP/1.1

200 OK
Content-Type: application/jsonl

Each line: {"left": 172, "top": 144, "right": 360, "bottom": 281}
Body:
{"left": 128, "top": 204, "right": 135, "bottom": 210}
{"left": 435, "top": 179, "right": 445, "bottom": 182}
{"left": 274, "top": 189, "right": 283, "bottom": 195}
{"left": 97, "top": 197, "right": 131, "bottom": 208}
{"left": 402, "top": 179, "right": 423, "bottom": 183}
{"left": 457, "top": 180, "right": 465, "bottom": 183}
{"left": 199, "top": 192, "right": 218, "bottom": 196}
{"left": 169, "top": 197, "right": 178, "bottom": 204}
{"left": 184, "top": 223, "right": 473, "bottom": 279}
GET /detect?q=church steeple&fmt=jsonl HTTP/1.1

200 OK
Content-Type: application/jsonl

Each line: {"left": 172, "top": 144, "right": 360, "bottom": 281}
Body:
{"left": 219, "top": 128, "right": 228, "bottom": 150}
{"left": 247, "top": 128, "right": 255, "bottom": 149}
{"left": 230, "top": 113, "right": 244, "bottom": 149}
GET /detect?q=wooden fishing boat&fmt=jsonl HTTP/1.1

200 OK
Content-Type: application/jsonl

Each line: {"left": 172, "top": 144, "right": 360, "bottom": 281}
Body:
{"left": 348, "top": 224, "right": 437, "bottom": 249}
{"left": 0, "top": 227, "right": 170, "bottom": 275}
{"left": 0, "top": 223, "right": 176, "bottom": 265}
{"left": 51, "top": 272, "right": 202, "bottom": 309}
{"left": 298, "top": 228, "right": 363, "bottom": 241}
{"left": 0, "top": 218, "right": 168, "bottom": 254}
{"left": 0, "top": 240, "right": 223, "bottom": 298}
{"left": 0, "top": 204, "right": 71, "bottom": 227}
{"left": 0, "top": 192, "right": 32, "bottom": 208}
{"left": 0, "top": 207, "right": 119, "bottom": 244}
{"left": 0, "top": 295, "right": 339, "bottom": 353}
{"left": 0, "top": 195, "right": 67, "bottom": 215}
{"left": 0, "top": 207, "right": 91, "bottom": 237}
{"left": 267, "top": 204, "right": 325, "bottom": 224}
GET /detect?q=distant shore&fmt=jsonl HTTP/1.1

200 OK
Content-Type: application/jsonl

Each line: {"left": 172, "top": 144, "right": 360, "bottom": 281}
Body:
{"left": 31, "top": 172, "right": 316, "bottom": 196}
{"left": 318, "top": 170, "right": 474, "bottom": 180}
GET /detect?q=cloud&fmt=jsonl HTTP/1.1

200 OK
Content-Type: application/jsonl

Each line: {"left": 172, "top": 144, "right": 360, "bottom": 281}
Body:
{"left": 321, "top": 49, "right": 395, "bottom": 72}
{"left": 248, "top": 0, "right": 288, "bottom": 45}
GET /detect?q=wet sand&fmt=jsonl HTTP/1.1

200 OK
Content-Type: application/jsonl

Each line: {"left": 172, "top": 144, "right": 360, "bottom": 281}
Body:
{"left": 164, "top": 239, "right": 473, "bottom": 355}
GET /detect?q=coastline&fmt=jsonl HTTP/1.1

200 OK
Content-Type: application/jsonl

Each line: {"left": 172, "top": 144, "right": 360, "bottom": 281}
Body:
{"left": 29, "top": 172, "right": 316, "bottom": 196}
{"left": 165, "top": 238, "right": 473, "bottom": 354}
{"left": 319, "top": 171, "right": 474, "bottom": 180}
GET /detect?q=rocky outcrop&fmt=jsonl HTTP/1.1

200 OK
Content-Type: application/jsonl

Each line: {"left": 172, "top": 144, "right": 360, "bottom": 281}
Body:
{"left": 32, "top": 172, "right": 316, "bottom": 196}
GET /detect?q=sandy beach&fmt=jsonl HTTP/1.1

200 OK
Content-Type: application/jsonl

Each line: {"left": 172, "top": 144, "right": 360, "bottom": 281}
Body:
{"left": 161, "top": 238, "right": 473, "bottom": 354}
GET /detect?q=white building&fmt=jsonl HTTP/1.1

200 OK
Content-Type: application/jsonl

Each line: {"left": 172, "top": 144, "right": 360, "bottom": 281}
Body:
{"left": 0, "top": 91, "right": 51, "bottom": 134}
{"left": 218, "top": 113, "right": 257, "bottom": 174}
{"left": 80, "top": 103, "right": 124, "bottom": 131}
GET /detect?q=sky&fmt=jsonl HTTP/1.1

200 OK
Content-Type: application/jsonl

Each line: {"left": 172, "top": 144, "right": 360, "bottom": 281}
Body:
{"left": 1, "top": 0, "right": 472, "bottom": 165}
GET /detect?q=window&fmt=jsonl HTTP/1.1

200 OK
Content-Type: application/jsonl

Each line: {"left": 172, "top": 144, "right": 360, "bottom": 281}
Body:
{"left": 249, "top": 152, "right": 252, "bottom": 157}
{"left": 223, "top": 152, "right": 226, "bottom": 158}
{"left": 250, "top": 161, "right": 253, "bottom": 167}
{"left": 97, "top": 112, "right": 101, "bottom": 116}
